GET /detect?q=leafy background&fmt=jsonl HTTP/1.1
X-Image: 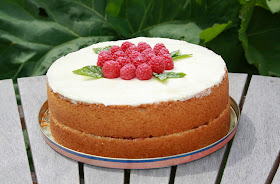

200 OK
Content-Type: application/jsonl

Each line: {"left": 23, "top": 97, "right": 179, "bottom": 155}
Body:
{"left": 0, "top": 0, "right": 280, "bottom": 81}
{"left": 1, "top": 0, "right": 279, "bottom": 173}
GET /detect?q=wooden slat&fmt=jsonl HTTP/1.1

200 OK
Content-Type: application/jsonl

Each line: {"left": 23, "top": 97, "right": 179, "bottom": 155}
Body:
{"left": 221, "top": 75, "right": 280, "bottom": 183}
{"left": 272, "top": 164, "right": 280, "bottom": 184}
{"left": 175, "top": 73, "right": 248, "bottom": 183}
{"left": 0, "top": 79, "right": 33, "bottom": 184}
{"left": 228, "top": 73, "right": 248, "bottom": 105}
{"left": 130, "top": 167, "right": 171, "bottom": 184}
{"left": 18, "top": 76, "right": 79, "bottom": 184}
{"left": 84, "top": 165, "right": 124, "bottom": 184}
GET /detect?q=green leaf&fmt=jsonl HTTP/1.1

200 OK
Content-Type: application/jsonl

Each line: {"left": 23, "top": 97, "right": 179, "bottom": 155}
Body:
{"left": 92, "top": 45, "right": 112, "bottom": 54}
{"left": 170, "top": 50, "right": 180, "bottom": 58}
{"left": 254, "top": 0, "right": 270, "bottom": 10}
{"left": 0, "top": 0, "right": 118, "bottom": 80}
{"left": 206, "top": 28, "right": 258, "bottom": 75}
{"left": 173, "top": 54, "right": 192, "bottom": 61}
{"left": 106, "top": 0, "right": 240, "bottom": 44}
{"left": 214, "top": 0, "right": 257, "bottom": 74}
{"left": 170, "top": 49, "right": 192, "bottom": 61}
{"left": 253, "top": 0, "right": 280, "bottom": 14}
{"left": 73, "top": 66, "right": 104, "bottom": 78}
{"left": 239, "top": 3, "right": 280, "bottom": 76}
{"left": 239, "top": 0, "right": 255, "bottom": 49}
{"left": 153, "top": 72, "right": 186, "bottom": 81}
{"left": 145, "top": 22, "right": 204, "bottom": 44}
{"left": 200, "top": 21, "right": 232, "bottom": 44}
{"left": 105, "top": 0, "right": 124, "bottom": 16}
{"left": 266, "top": 0, "right": 280, "bottom": 14}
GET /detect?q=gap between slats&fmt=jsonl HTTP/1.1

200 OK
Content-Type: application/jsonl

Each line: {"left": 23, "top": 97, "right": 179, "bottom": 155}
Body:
{"left": 18, "top": 102, "right": 37, "bottom": 184}
{"left": 169, "top": 166, "right": 177, "bottom": 184}
{"left": 79, "top": 162, "right": 85, "bottom": 184}
{"left": 123, "top": 167, "right": 176, "bottom": 184}
{"left": 124, "top": 169, "right": 131, "bottom": 184}
{"left": 215, "top": 74, "right": 252, "bottom": 184}
{"left": 266, "top": 151, "right": 280, "bottom": 184}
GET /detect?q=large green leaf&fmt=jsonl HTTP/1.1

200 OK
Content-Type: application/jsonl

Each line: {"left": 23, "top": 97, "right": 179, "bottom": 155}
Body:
{"left": 206, "top": 28, "right": 258, "bottom": 75}
{"left": 200, "top": 21, "right": 232, "bottom": 44}
{"left": 239, "top": 2, "right": 280, "bottom": 76}
{"left": 255, "top": 0, "right": 280, "bottom": 14}
{"left": 266, "top": 0, "right": 280, "bottom": 13}
{"left": 106, "top": 0, "right": 240, "bottom": 42}
{"left": 145, "top": 21, "right": 203, "bottom": 44}
{"left": 0, "top": 0, "right": 117, "bottom": 80}
{"left": 200, "top": 0, "right": 257, "bottom": 75}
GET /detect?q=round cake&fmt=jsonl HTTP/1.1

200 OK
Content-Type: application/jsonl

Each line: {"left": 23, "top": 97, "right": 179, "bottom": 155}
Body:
{"left": 46, "top": 37, "right": 230, "bottom": 158}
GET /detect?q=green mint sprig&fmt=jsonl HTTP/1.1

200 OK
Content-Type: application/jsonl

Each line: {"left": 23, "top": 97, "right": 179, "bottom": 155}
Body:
{"left": 72, "top": 66, "right": 104, "bottom": 78}
{"left": 153, "top": 72, "right": 186, "bottom": 82}
{"left": 170, "top": 50, "right": 180, "bottom": 57}
{"left": 170, "top": 49, "right": 192, "bottom": 61}
{"left": 92, "top": 46, "right": 112, "bottom": 54}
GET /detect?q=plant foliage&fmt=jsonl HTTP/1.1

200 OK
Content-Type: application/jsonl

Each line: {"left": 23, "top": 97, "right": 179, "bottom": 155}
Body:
{"left": 0, "top": 0, "right": 280, "bottom": 80}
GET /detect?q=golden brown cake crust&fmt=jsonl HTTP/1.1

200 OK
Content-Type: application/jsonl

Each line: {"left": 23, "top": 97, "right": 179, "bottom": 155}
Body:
{"left": 49, "top": 99, "right": 231, "bottom": 158}
{"left": 47, "top": 72, "right": 229, "bottom": 138}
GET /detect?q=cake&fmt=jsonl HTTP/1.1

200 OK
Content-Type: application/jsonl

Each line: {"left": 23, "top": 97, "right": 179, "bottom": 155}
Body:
{"left": 46, "top": 37, "right": 230, "bottom": 158}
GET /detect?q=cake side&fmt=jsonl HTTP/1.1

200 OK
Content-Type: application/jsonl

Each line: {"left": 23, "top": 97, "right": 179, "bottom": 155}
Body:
{"left": 47, "top": 72, "right": 228, "bottom": 138}
{"left": 49, "top": 99, "right": 231, "bottom": 159}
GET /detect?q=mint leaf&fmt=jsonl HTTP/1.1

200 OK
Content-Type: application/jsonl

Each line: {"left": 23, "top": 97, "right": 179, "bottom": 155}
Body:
{"left": 170, "top": 49, "right": 192, "bottom": 61}
{"left": 92, "top": 46, "right": 112, "bottom": 54}
{"left": 73, "top": 66, "right": 104, "bottom": 78}
{"left": 170, "top": 50, "right": 180, "bottom": 58}
{"left": 153, "top": 72, "right": 186, "bottom": 81}
{"left": 173, "top": 54, "right": 192, "bottom": 60}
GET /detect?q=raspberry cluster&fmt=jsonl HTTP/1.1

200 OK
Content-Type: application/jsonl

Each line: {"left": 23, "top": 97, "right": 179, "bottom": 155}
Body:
{"left": 97, "top": 42, "right": 174, "bottom": 80}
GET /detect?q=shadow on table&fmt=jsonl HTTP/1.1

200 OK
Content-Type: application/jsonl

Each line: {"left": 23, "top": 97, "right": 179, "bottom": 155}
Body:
{"left": 175, "top": 114, "right": 256, "bottom": 177}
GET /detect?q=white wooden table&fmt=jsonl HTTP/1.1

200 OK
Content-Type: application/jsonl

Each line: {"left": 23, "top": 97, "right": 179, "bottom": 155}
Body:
{"left": 0, "top": 73, "right": 279, "bottom": 184}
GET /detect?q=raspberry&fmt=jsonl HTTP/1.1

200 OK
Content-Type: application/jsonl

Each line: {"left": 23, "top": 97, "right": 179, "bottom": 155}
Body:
{"left": 136, "top": 63, "right": 153, "bottom": 80}
{"left": 120, "top": 64, "right": 136, "bottom": 80}
{"left": 125, "top": 45, "right": 139, "bottom": 56}
{"left": 143, "top": 52, "right": 156, "bottom": 64}
{"left": 116, "top": 56, "right": 130, "bottom": 67}
{"left": 158, "top": 47, "right": 169, "bottom": 56}
{"left": 149, "top": 56, "right": 165, "bottom": 74}
{"left": 102, "top": 60, "right": 120, "bottom": 79}
{"left": 132, "top": 55, "right": 146, "bottom": 68}
{"left": 162, "top": 54, "right": 174, "bottom": 70}
{"left": 112, "top": 50, "right": 125, "bottom": 60}
{"left": 109, "top": 45, "right": 121, "bottom": 55}
{"left": 141, "top": 48, "right": 154, "bottom": 55}
{"left": 128, "top": 50, "right": 140, "bottom": 61}
{"left": 153, "top": 43, "right": 167, "bottom": 55}
{"left": 137, "top": 42, "right": 152, "bottom": 53}
{"left": 97, "top": 51, "right": 112, "bottom": 67}
{"left": 121, "top": 41, "right": 135, "bottom": 52}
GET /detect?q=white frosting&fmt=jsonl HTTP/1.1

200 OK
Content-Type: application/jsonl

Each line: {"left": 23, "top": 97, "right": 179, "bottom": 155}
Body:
{"left": 47, "top": 37, "right": 226, "bottom": 106}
